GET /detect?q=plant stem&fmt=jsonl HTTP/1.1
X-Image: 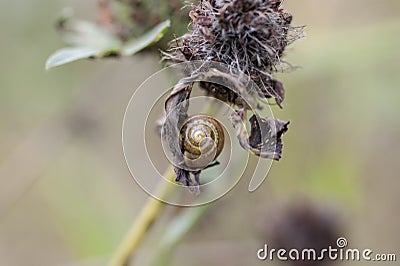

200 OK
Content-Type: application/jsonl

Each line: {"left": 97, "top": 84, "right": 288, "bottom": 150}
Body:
{"left": 108, "top": 166, "right": 175, "bottom": 266}
{"left": 109, "top": 103, "right": 220, "bottom": 266}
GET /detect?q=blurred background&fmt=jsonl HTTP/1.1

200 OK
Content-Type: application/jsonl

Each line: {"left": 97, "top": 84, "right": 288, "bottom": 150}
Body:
{"left": 0, "top": 0, "right": 399, "bottom": 265}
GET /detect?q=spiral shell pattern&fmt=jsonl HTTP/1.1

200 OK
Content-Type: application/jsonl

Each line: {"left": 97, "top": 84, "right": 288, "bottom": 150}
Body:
{"left": 180, "top": 114, "right": 224, "bottom": 170}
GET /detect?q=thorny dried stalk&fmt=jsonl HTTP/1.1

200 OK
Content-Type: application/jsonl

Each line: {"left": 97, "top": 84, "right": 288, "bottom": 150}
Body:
{"left": 161, "top": 0, "right": 302, "bottom": 194}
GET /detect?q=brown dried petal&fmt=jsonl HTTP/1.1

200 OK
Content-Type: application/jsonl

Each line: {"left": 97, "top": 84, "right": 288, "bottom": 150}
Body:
{"left": 163, "top": 76, "right": 205, "bottom": 194}
{"left": 231, "top": 109, "right": 289, "bottom": 160}
{"left": 248, "top": 114, "right": 289, "bottom": 160}
{"left": 271, "top": 79, "right": 285, "bottom": 108}
{"left": 259, "top": 79, "right": 285, "bottom": 108}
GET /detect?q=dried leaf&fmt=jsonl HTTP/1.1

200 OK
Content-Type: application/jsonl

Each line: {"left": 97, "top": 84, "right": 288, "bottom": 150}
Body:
{"left": 163, "top": 78, "right": 199, "bottom": 191}
{"left": 231, "top": 109, "right": 289, "bottom": 160}
{"left": 248, "top": 114, "right": 289, "bottom": 160}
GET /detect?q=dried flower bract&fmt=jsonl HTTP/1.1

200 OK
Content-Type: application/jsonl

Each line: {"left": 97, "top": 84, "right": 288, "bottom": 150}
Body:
{"left": 164, "top": 0, "right": 303, "bottom": 107}
{"left": 161, "top": 0, "right": 303, "bottom": 193}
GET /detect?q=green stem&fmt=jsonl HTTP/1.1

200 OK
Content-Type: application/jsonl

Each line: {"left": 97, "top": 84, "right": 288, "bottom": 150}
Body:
{"left": 109, "top": 103, "right": 220, "bottom": 266}
{"left": 108, "top": 167, "right": 174, "bottom": 266}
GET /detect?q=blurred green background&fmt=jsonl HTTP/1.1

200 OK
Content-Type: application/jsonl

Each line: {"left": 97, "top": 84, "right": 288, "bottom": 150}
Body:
{"left": 0, "top": 0, "right": 399, "bottom": 265}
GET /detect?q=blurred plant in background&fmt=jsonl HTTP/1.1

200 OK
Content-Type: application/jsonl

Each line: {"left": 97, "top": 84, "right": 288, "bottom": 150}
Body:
{"left": 46, "top": 0, "right": 188, "bottom": 69}
{"left": 262, "top": 201, "right": 342, "bottom": 266}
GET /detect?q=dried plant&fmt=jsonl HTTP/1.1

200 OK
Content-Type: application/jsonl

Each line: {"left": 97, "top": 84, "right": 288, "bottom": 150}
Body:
{"left": 47, "top": 1, "right": 304, "bottom": 265}
{"left": 162, "top": 0, "right": 302, "bottom": 191}
{"left": 164, "top": 0, "right": 303, "bottom": 106}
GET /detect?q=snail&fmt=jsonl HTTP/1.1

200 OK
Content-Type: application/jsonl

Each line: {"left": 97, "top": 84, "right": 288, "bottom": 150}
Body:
{"left": 179, "top": 114, "right": 224, "bottom": 171}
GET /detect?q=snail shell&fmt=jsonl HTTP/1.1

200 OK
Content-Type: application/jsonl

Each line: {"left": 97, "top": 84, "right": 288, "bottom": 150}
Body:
{"left": 180, "top": 114, "right": 224, "bottom": 170}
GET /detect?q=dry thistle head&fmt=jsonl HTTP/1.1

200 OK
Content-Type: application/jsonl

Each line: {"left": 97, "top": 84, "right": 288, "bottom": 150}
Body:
{"left": 162, "top": 0, "right": 302, "bottom": 193}
{"left": 164, "top": 0, "right": 302, "bottom": 107}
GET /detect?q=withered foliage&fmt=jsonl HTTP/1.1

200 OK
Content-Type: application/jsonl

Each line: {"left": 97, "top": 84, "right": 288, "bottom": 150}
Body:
{"left": 232, "top": 109, "right": 289, "bottom": 160}
{"left": 162, "top": 0, "right": 302, "bottom": 193}
{"left": 164, "top": 0, "right": 303, "bottom": 106}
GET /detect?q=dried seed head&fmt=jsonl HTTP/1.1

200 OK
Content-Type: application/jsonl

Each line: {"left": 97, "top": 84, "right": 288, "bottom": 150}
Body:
{"left": 164, "top": 0, "right": 302, "bottom": 106}
{"left": 162, "top": 0, "right": 301, "bottom": 192}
